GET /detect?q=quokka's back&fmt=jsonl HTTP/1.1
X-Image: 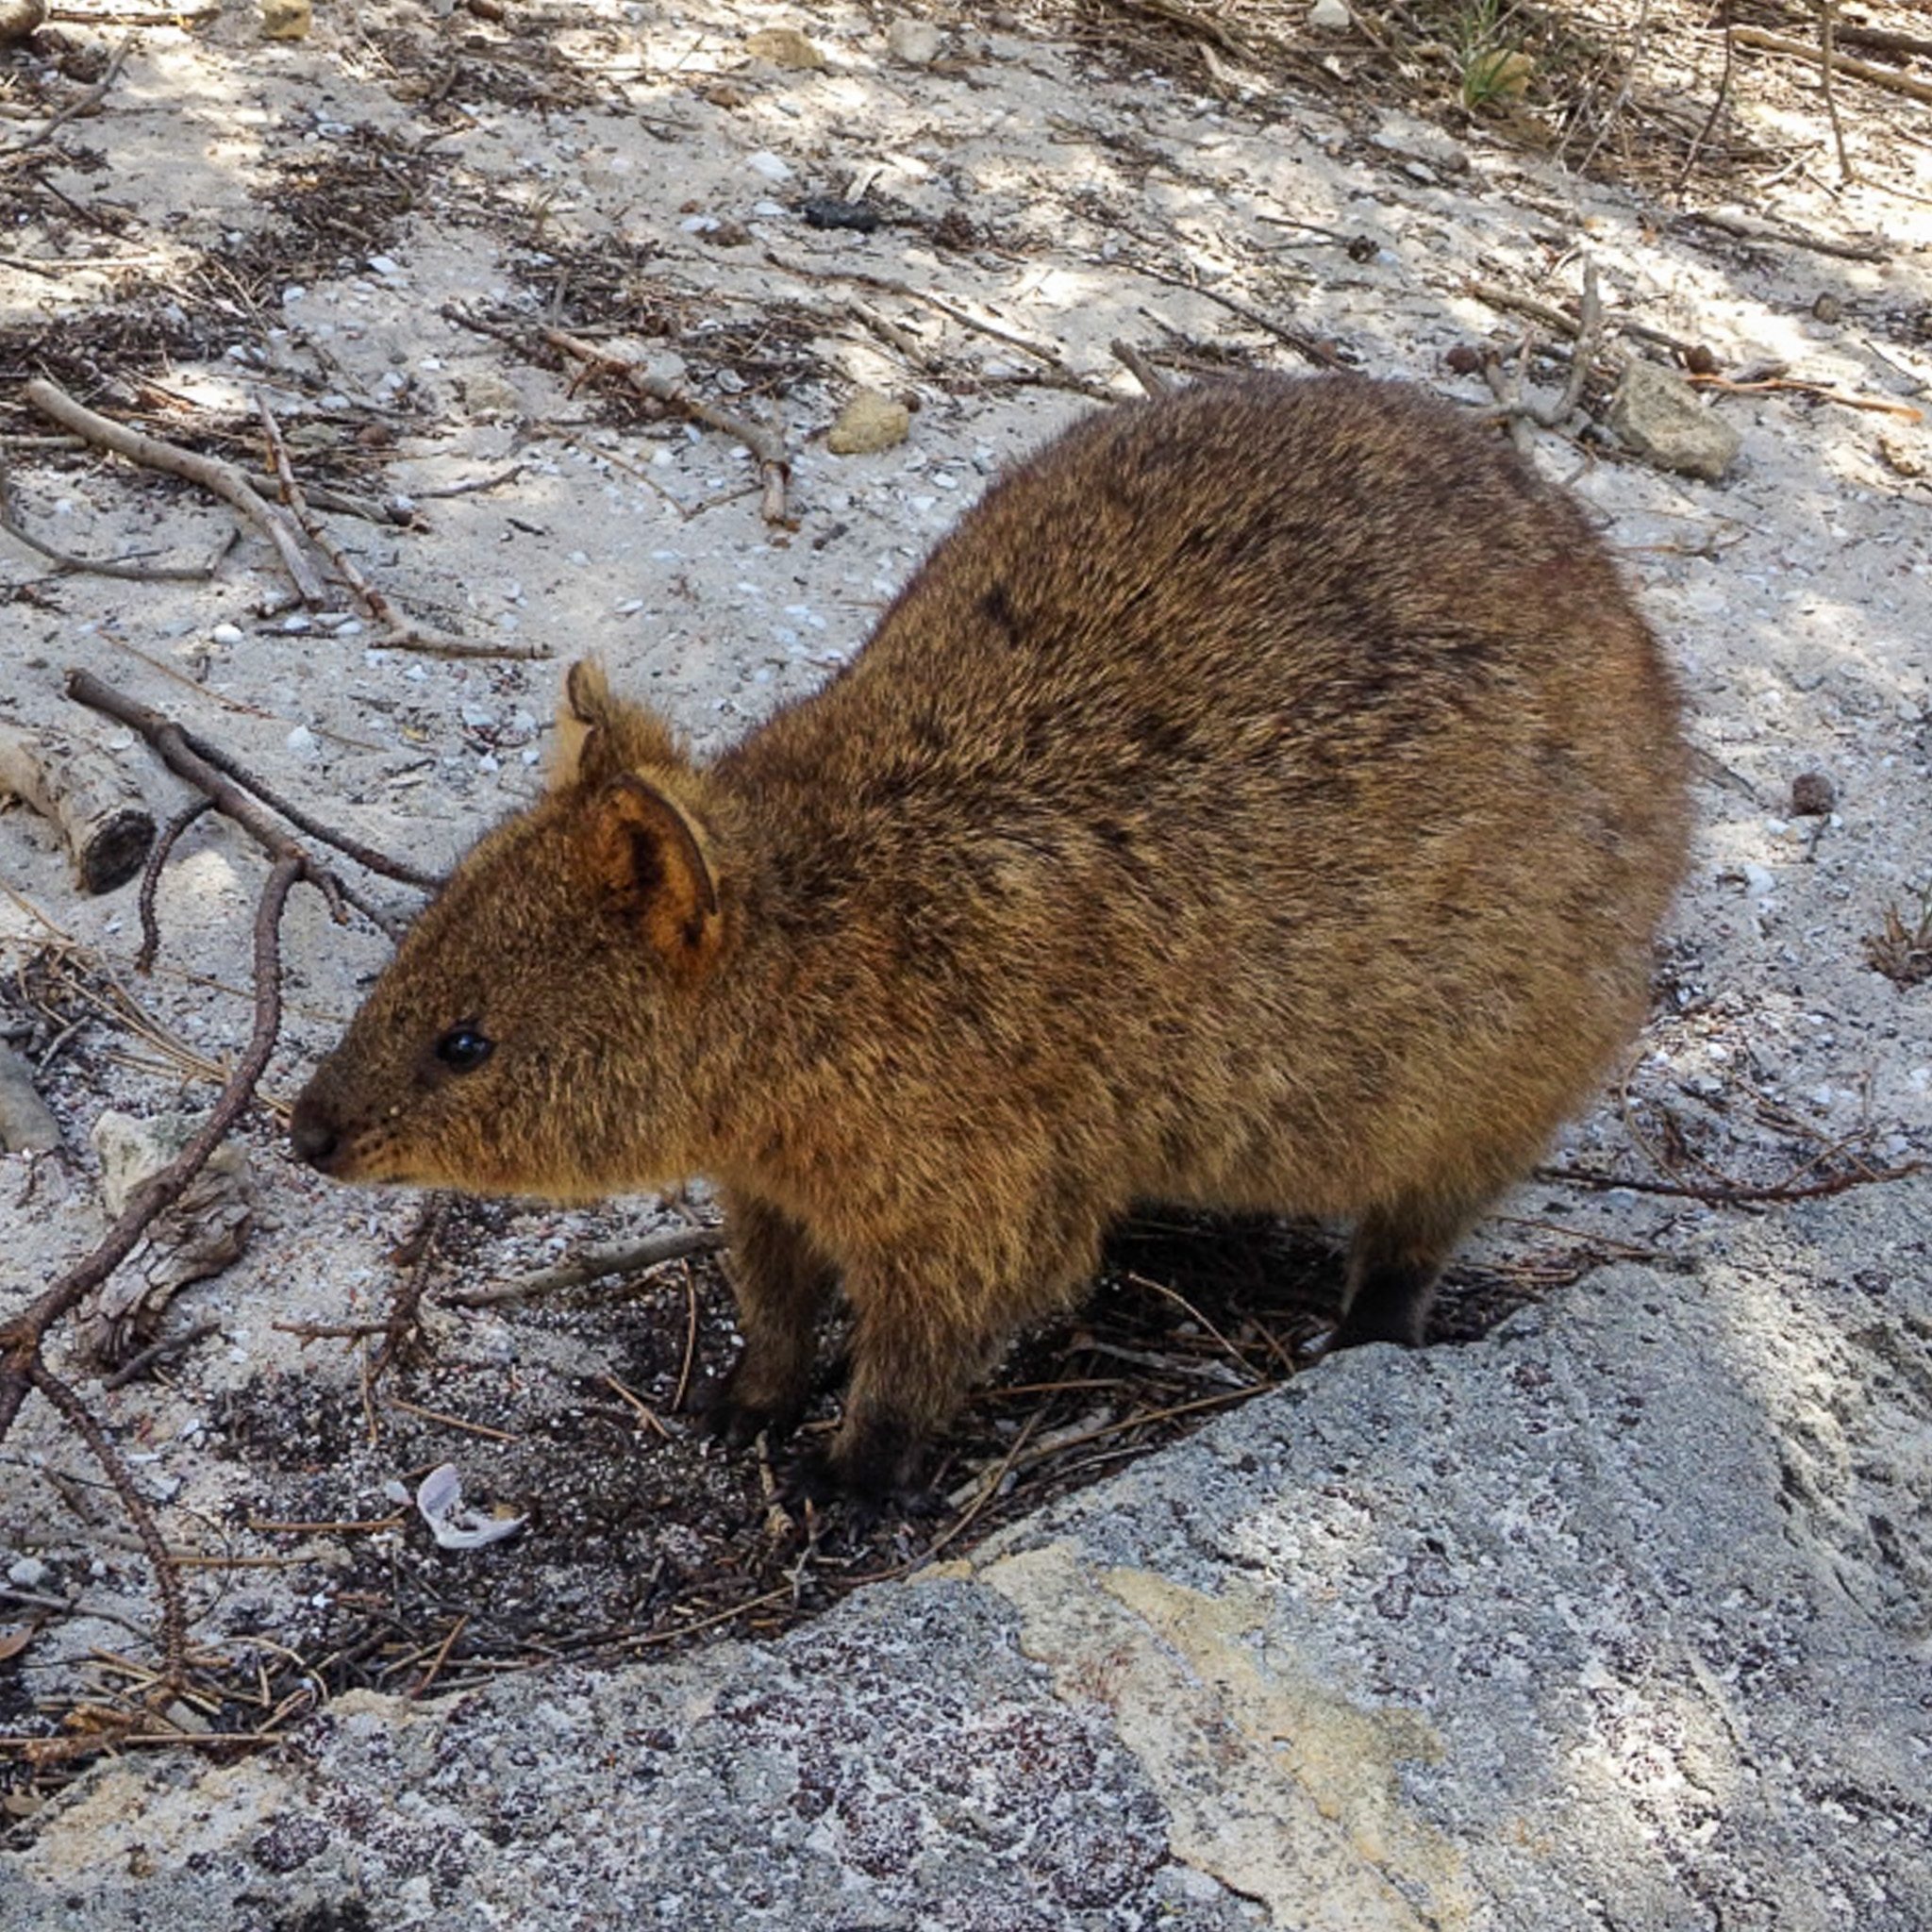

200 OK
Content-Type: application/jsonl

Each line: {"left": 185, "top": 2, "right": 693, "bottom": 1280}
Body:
{"left": 292, "top": 374, "right": 1692, "bottom": 1504}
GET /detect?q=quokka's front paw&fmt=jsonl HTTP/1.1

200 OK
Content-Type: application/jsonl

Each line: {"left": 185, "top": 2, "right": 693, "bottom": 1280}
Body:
{"left": 685, "top": 1361, "right": 805, "bottom": 1450}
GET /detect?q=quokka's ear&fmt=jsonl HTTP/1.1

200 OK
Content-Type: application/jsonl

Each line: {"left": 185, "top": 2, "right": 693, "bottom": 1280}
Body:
{"left": 582, "top": 773, "right": 723, "bottom": 976}
{"left": 550, "top": 658, "right": 682, "bottom": 791}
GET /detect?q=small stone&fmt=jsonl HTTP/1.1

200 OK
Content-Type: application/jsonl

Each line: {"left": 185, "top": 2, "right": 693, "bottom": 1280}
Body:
{"left": 887, "top": 17, "right": 943, "bottom": 64}
{"left": 826, "top": 390, "right": 911, "bottom": 456}
{"left": 258, "top": 0, "right": 310, "bottom": 38}
{"left": 463, "top": 372, "right": 522, "bottom": 419}
{"left": 802, "top": 197, "right": 881, "bottom": 234}
{"left": 1875, "top": 431, "right": 1924, "bottom": 479}
{"left": 210, "top": 623, "right": 245, "bottom": 646}
{"left": 745, "top": 151, "right": 795, "bottom": 183}
{"left": 744, "top": 26, "right": 824, "bottom": 70}
{"left": 1790, "top": 773, "right": 1835, "bottom": 818}
{"left": 1307, "top": 0, "right": 1350, "bottom": 29}
{"left": 1608, "top": 360, "right": 1741, "bottom": 482}
{"left": 1468, "top": 48, "right": 1535, "bottom": 97}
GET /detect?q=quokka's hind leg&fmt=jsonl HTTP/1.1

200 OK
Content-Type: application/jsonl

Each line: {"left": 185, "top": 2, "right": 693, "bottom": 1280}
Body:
{"left": 695, "top": 1192, "right": 838, "bottom": 1445}
{"left": 1331, "top": 1190, "right": 1491, "bottom": 1350}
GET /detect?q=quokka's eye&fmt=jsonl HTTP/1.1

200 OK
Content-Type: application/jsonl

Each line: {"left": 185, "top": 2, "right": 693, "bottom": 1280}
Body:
{"left": 434, "top": 1024, "right": 493, "bottom": 1073}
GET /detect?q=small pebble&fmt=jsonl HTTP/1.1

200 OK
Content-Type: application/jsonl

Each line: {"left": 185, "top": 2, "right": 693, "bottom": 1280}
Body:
{"left": 802, "top": 197, "right": 881, "bottom": 234}
{"left": 887, "top": 17, "right": 942, "bottom": 64}
{"left": 743, "top": 25, "right": 824, "bottom": 69}
{"left": 1790, "top": 772, "right": 1835, "bottom": 817}
{"left": 827, "top": 390, "right": 911, "bottom": 455}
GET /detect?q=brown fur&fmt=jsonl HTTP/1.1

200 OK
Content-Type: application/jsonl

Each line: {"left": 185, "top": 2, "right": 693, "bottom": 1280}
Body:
{"left": 291, "top": 374, "right": 1691, "bottom": 1504}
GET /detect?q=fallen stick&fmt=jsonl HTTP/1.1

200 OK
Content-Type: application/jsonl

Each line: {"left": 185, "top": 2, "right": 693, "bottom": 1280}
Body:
{"left": 541, "top": 325, "right": 792, "bottom": 525}
{"left": 0, "top": 440, "right": 236, "bottom": 581}
{"left": 1110, "top": 339, "right": 1174, "bottom": 398}
{"left": 1122, "top": 257, "right": 1347, "bottom": 371}
{"left": 65, "top": 669, "right": 434, "bottom": 938}
{"left": 0, "top": 31, "right": 132, "bottom": 157}
{"left": 250, "top": 392, "right": 546, "bottom": 662}
{"left": 22, "top": 376, "right": 331, "bottom": 606}
{"left": 1481, "top": 258, "right": 1607, "bottom": 451}
{"left": 1686, "top": 374, "right": 1923, "bottom": 422}
{"left": 1674, "top": 206, "right": 1890, "bottom": 266}
{"left": 1727, "top": 24, "right": 1932, "bottom": 107}
{"left": 0, "top": 853, "right": 308, "bottom": 1684}
{"left": 442, "top": 1226, "right": 727, "bottom": 1307}
{"left": 763, "top": 249, "right": 1073, "bottom": 369}
{"left": 0, "top": 719, "right": 156, "bottom": 892}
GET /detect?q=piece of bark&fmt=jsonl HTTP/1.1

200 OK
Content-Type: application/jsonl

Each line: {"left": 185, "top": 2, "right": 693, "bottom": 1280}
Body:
{"left": 0, "top": 720, "right": 156, "bottom": 891}
{"left": 83, "top": 1109, "right": 255, "bottom": 1365}
{"left": 0, "top": 1043, "right": 62, "bottom": 1154}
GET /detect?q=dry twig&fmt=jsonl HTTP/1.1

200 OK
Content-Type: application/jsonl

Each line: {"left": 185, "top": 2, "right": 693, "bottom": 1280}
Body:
{"left": 0, "top": 854, "right": 307, "bottom": 1687}
{"left": 251, "top": 391, "right": 545, "bottom": 662}
{"left": 24, "top": 377, "right": 330, "bottom": 606}
{"left": 541, "top": 325, "right": 792, "bottom": 525}
{"left": 443, "top": 1226, "right": 727, "bottom": 1307}
{"left": 1686, "top": 373, "right": 1921, "bottom": 422}
{"left": 1728, "top": 23, "right": 1932, "bottom": 108}
{"left": 0, "top": 33, "right": 134, "bottom": 157}
{"left": 1480, "top": 258, "right": 1606, "bottom": 450}
{"left": 1110, "top": 339, "right": 1175, "bottom": 398}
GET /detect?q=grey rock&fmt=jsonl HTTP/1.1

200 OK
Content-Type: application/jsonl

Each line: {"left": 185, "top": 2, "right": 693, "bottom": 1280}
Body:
{"left": 1610, "top": 359, "right": 1743, "bottom": 481}
{"left": 5, "top": 1177, "right": 1928, "bottom": 1928}
{"left": 887, "top": 18, "right": 944, "bottom": 66}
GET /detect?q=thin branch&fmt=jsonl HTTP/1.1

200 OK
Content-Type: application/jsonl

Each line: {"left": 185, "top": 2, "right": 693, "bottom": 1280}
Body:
{"left": 1118, "top": 256, "right": 1347, "bottom": 370}
{"left": 442, "top": 1226, "right": 726, "bottom": 1307}
{"left": 1818, "top": 0, "right": 1855, "bottom": 185}
{"left": 541, "top": 324, "right": 792, "bottom": 525}
{"left": 1727, "top": 23, "right": 1932, "bottom": 108}
{"left": 1676, "top": 0, "right": 1737, "bottom": 197}
{"left": 1541, "top": 1156, "right": 1924, "bottom": 1205}
{"left": 250, "top": 390, "right": 543, "bottom": 664}
{"left": 23, "top": 377, "right": 330, "bottom": 606}
{"left": 0, "top": 855, "right": 303, "bottom": 1365}
{"left": 29, "top": 1361, "right": 190, "bottom": 1681}
{"left": 65, "top": 673, "right": 436, "bottom": 941}
{"left": 0, "top": 33, "right": 134, "bottom": 158}
{"left": 101, "top": 1319, "right": 223, "bottom": 1392}
{"left": 137, "top": 798, "right": 214, "bottom": 973}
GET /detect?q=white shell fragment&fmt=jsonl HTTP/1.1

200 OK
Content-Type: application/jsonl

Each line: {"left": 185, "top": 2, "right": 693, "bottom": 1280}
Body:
{"left": 415, "top": 1463, "right": 527, "bottom": 1550}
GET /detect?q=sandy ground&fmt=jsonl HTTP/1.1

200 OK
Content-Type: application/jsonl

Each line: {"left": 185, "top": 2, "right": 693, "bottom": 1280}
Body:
{"left": 2, "top": 0, "right": 1929, "bottom": 1779}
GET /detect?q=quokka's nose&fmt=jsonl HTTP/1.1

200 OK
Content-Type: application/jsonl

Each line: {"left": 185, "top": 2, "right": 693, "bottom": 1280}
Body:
{"left": 288, "top": 1096, "right": 341, "bottom": 1171}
